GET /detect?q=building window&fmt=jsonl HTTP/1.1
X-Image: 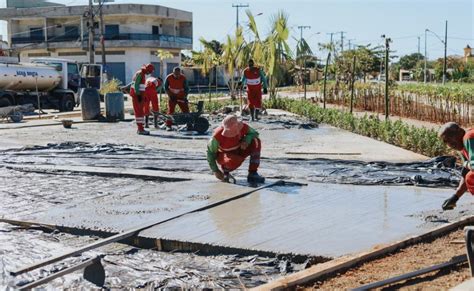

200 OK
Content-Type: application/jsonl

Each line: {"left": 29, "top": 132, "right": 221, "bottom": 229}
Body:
{"left": 64, "top": 26, "right": 79, "bottom": 37}
{"left": 28, "top": 52, "right": 50, "bottom": 57}
{"left": 30, "top": 27, "right": 44, "bottom": 40}
{"left": 94, "top": 50, "right": 125, "bottom": 55}
{"left": 58, "top": 51, "right": 87, "bottom": 56}
{"left": 105, "top": 25, "right": 119, "bottom": 40}
{"left": 152, "top": 25, "right": 159, "bottom": 35}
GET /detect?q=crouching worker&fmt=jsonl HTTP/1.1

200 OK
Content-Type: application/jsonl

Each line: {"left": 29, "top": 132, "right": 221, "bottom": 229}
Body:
{"left": 143, "top": 76, "right": 162, "bottom": 128}
{"left": 207, "top": 115, "right": 265, "bottom": 184}
{"left": 439, "top": 122, "right": 474, "bottom": 210}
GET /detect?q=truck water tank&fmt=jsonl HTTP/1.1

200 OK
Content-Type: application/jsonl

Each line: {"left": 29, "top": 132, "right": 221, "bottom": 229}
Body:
{"left": 0, "top": 62, "right": 61, "bottom": 91}
{"left": 80, "top": 88, "right": 101, "bottom": 120}
{"left": 105, "top": 92, "right": 124, "bottom": 121}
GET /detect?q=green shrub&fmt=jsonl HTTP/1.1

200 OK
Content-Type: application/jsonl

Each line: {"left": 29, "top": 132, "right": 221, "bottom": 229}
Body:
{"left": 100, "top": 78, "right": 122, "bottom": 95}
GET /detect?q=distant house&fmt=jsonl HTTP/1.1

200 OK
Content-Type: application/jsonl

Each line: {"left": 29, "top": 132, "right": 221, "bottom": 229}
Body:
{"left": 399, "top": 69, "right": 412, "bottom": 81}
{"left": 464, "top": 45, "right": 473, "bottom": 64}
{"left": 0, "top": 3, "right": 192, "bottom": 84}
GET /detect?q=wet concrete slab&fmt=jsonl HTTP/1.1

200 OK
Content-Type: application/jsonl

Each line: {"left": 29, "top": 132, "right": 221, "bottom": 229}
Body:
{"left": 25, "top": 179, "right": 470, "bottom": 259}
{"left": 27, "top": 181, "right": 258, "bottom": 233}
{"left": 140, "top": 183, "right": 466, "bottom": 257}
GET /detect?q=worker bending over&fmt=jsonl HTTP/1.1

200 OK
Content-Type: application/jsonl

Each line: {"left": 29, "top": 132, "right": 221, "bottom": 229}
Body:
{"left": 241, "top": 59, "right": 268, "bottom": 121}
{"left": 130, "top": 63, "right": 155, "bottom": 135}
{"left": 439, "top": 122, "right": 474, "bottom": 210}
{"left": 143, "top": 76, "right": 162, "bottom": 128}
{"left": 207, "top": 115, "right": 265, "bottom": 184}
{"left": 164, "top": 67, "right": 189, "bottom": 130}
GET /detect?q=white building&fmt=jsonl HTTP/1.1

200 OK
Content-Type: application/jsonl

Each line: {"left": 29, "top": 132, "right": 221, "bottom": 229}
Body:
{"left": 0, "top": 3, "right": 192, "bottom": 84}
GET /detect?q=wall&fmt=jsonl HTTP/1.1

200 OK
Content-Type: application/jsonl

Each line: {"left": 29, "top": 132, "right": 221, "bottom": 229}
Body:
{"left": 19, "top": 47, "right": 181, "bottom": 84}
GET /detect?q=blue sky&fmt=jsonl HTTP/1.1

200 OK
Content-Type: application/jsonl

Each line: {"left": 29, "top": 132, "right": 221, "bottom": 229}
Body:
{"left": 1, "top": 0, "right": 472, "bottom": 60}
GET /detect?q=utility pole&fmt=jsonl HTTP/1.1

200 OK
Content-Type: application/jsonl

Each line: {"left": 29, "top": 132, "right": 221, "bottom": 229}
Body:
{"left": 417, "top": 36, "right": 420, "bottom": 54}
{"left": 382, "top": 35, "right": 391, "bottom": 120}
{"left": 88, "top": 0, "right": 95, "bottom": 64}
{"left": 340, "top": 31, "right": 346, "bottom": 52}
{"left": 327, "top": 32, "right": 336, "bottom": 53}
{"left": 98, "top": 0, "right": 106, "bottom": 67}
{"left": 424, "top": 29, "right": 427, "bottom": 83}
{"left": 298, "top": 25, "right": 311, "bottom": 99}
{"left": 443, "top": 20, "right": 448, "bottom": 84}
{"left": 232, "top": 3, "right": 249, "bottom": 32}
{"left": 322, "top": 51, "right": 331, "bottom": 110}
{"left": 348, "top": 39, "right": 355, "bottom": 50}
{"left": 350, "top": 55, "right": 356, "bottom": 114}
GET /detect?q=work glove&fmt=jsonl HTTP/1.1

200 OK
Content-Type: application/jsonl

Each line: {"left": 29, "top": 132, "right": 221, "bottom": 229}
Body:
{"left": 442, "top": 194, "right": 459, "bottom": 211}
{"left": 263, "top": 87, "right": 268, "bottom": 94}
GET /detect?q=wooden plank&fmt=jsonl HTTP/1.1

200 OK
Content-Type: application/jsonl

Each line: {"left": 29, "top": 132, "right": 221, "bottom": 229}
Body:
{"left": 253, "top": 215, "right": 474, "bottom": 291}
{"left": 10, "top": 180, "right": 285, "bottom": 276}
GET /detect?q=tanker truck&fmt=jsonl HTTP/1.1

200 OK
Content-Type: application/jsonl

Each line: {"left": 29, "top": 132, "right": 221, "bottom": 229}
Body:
{"left": 0, "top": 57, "right": 102, "bottom": 112}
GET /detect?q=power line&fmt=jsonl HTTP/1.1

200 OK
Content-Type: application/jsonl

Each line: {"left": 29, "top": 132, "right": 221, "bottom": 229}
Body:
{"left": 231, "top": 3, "right": 249, "bottom": 32}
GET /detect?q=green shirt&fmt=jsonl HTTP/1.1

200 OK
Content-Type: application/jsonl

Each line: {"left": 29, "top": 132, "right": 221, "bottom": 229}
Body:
{"left": 207, "top": 126, "right": 259, "bottom": 172}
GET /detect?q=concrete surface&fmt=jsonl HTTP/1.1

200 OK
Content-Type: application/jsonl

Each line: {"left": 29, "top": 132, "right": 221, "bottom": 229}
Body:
{"left": 0, "top": 113, "right": 426, "bottom": 163}
{"left": 141, "top": 183, "right": 461, "bottom": 257}
{"left": 27, "top": 181, "right": 257, "bottom": 233}
{"left": 24, "top": 180, "right": 469, "bottom": 258}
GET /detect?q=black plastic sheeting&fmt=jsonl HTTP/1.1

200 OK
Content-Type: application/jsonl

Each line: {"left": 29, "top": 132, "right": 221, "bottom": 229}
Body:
{"left": 0, "top": 142, "right": 461, "bottom": 188}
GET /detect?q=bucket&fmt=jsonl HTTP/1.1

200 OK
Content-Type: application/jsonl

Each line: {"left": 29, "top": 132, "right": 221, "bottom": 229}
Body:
{"left": 105, "top": 92, "right": 125, "bottom": 121}
{"left": 80, "top": 88, "right": 101, "bottom": 120}
{"left": 62, "top": 119, "right": 73, "bottom": 128}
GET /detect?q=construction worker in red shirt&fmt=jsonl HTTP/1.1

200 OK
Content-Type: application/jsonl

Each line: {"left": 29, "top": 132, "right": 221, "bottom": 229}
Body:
{"left": 207, "top": 115, "right": 265, "bottom": 184}
{"left": 241, "top": 59, "right": 268, "bottom": 121}
{"left": 164, "top": 67, "right": 189, "bottom": 130}
{"left": 143, "top": 76, "right": 162, "bottom": 128}
{"left": 439, "top": 122, "right": 474, "bottom": 210}
{"left": 130, "top": 63, "right": 154, "bottom": 135}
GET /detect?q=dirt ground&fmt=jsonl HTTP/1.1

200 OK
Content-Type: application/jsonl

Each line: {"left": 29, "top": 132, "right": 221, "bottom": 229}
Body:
{"left": 308, "top": 228, "right": 471, "bottom": 290}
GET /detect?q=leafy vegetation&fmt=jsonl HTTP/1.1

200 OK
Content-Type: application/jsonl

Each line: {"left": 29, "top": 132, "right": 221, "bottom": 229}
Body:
{"left": 309, "top": 81, "right": 474, "bottom": 125}
{"left": 99, "top": 78, "right": 122, "bottom": 95}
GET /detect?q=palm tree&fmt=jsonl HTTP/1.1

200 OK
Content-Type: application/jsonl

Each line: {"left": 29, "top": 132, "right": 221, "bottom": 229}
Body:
{"left": 155, "top": 49, "right": 174, "bottom": 104}
{"left": 155, "top": 49, "right": 174, "bottom": 79}
{"left": 222, "top": 26, "right": 246, "bottom": 100}
{"left": 245, "top": 11, "right": 293, "bottom": 98}
{"left": 192, "top": 38, "right": 223, "bottom": 100}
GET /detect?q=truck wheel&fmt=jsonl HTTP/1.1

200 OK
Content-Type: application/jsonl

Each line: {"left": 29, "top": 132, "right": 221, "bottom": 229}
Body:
{"left": 60, "top": 95, "right": 75, "bottom": 112}
{"left": 193, "top": 117, "right": 210, "bottom": 134}
{"left": 0, "top": 96, "right": 12, "bottom": 108}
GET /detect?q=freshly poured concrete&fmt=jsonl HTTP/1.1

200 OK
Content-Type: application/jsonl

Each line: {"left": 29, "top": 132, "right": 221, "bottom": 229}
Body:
{"left": 27, "top": 180, "right": 466, "bottom": 258}
{"left": 140, "top": 183, "right": 460, "bottom": 257}
{"left": 28, "top": 181, "right": 250, "bottom": 232}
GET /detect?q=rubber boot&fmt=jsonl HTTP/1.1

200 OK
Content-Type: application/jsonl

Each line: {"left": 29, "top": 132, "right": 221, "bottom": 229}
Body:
{"left": 255, "top": 109, "right": 260, "bottom": 121}
{"left": 137, "top": 129, "right": 150, "bottom": 135}
{"left": 153, "top": 113, "right": 159, "bottom": 128}
{"left": 144, "top": 116, "right": 149, "bottom": 128}
{"left": 250, "top": 108, "right": 255, "bottom": 121}
{"left": 247, "top": 171, "right": 265, "bottom": 184}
